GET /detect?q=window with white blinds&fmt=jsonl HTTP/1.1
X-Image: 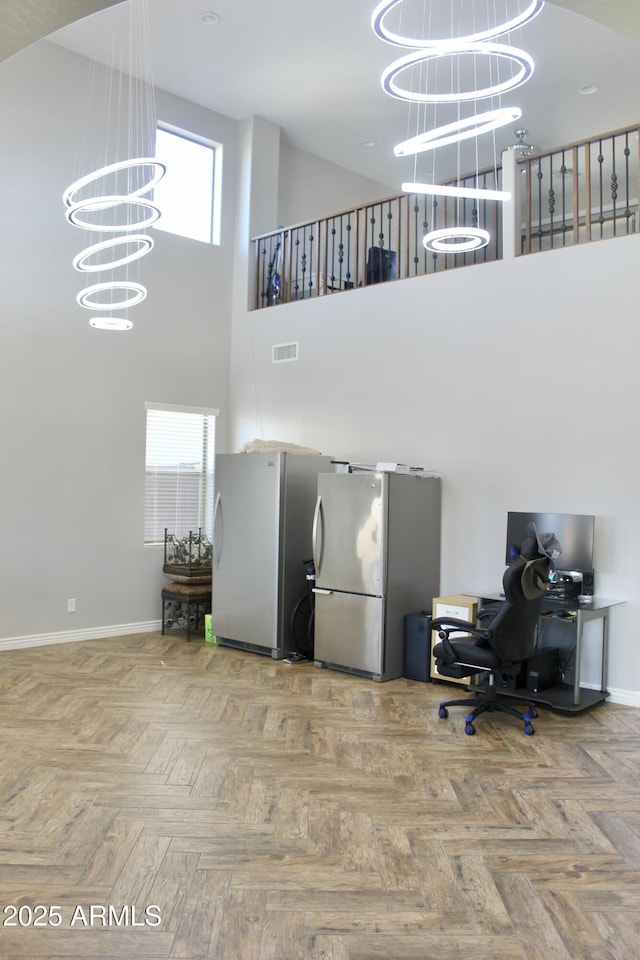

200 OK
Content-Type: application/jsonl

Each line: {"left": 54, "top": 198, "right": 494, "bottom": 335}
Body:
{"left": 144, "top": 403, "right": 218, "bottom": 546}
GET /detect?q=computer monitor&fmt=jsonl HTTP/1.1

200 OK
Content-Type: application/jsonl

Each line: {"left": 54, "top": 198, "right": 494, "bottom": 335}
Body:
{"left": 505, "top": 511, "right": 595, "bottom": 574}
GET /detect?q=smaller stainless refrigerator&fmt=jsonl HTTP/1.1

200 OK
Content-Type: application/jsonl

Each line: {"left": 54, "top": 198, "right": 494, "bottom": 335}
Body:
{"left": 312, "top": 471, "right": 441, "bottom": 681}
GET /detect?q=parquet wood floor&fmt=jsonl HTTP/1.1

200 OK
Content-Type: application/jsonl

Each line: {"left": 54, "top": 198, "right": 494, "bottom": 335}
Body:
{"left": 0, "top": 633, "right": 639, "bottom": 959}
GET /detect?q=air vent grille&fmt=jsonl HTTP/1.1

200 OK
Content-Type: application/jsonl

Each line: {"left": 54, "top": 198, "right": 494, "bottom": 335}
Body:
{"left": 272, "top": 342, "right": 298, "bottom": 363}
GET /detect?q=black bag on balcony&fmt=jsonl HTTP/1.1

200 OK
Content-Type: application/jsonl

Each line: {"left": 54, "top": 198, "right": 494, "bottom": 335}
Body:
{"left": 366, "top": 246, "right": 397, "bottom": 284}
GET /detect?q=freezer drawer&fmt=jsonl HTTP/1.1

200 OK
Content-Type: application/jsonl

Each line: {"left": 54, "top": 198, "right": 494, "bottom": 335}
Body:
{"left": 313, "top": 590, "right": 385, "bottom": 679}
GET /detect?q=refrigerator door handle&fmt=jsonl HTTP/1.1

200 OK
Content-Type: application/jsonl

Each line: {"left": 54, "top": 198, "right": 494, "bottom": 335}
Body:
{"left": 312, "top": 494, "right": 323, "bottom": 575}
{"left": 212, "top": 491, "right": 222, "bottom": 565}
{"left": 312, "top": 588, "right": 332, "bottom": 596}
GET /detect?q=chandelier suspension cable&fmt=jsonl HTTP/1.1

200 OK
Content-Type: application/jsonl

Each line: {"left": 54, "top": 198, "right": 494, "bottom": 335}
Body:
{"left": 411, "top": 1, "right": 431, "bottom": 165}
{"left": 131, "top": 0, "right": 159, "bottom": 164}
{"left": 422, "top": 0, "right": 522, "bottom": 250}
{"left": 455, "top": 36, "right": 463, "bottom": 223}
{"left": 128, "top": 0, "right": 159, "bottom": 306}
{"left": 473, "top": 11, "right": 480, "bottom": 195}
{"left": 489, "top": 0, "right": 500, "bottom": 190}
{"left": 489, "top": 0, "right": 517, "bottom": 184}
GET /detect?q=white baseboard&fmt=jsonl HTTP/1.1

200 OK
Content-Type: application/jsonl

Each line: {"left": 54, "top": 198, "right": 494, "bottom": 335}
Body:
{"left": 564, "top": 682, "right": 639, "bottom": 708}
{"left": 603, "top": 686, "right": 640, "bottom": 707}
{"left": 0, "top": 621, "right": 162, "bottom": 652}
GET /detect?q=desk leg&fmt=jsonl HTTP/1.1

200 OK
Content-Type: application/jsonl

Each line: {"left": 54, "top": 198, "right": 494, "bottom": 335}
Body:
{"left": 573, "top": 613, "right": 583, "bottom": 706}
{"left": 574, "top": 609, "right": 608, "bottom": 705}
{"left": 601, "top": 613, "right": 609, "bottom": 693}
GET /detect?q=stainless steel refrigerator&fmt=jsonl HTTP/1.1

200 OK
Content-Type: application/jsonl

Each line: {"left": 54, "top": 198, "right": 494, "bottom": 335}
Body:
{"left": 312, "top": 471, "right": 441, "bottom": 681}
{"left": 212, "top": 452, "right": 334, "bottom": 658}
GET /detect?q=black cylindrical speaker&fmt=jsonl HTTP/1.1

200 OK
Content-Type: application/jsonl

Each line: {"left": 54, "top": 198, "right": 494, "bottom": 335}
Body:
{"left": 581, "top": 571, "right": 594, "bottom": 597}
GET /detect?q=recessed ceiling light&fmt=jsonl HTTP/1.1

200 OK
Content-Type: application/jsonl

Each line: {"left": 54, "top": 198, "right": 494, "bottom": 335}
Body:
{"left": 579, "top": 83, "right": 598, "bottom": 95}
{"left": 200, "top": 11, "right": 220, "bottom": 26}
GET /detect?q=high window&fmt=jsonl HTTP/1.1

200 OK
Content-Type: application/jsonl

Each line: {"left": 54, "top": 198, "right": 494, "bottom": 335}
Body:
{"left": 154, "top": 124, "right": 221, "bottom": 244}
{"left": 144, "top": 403, "right": 218, "bottom": 545}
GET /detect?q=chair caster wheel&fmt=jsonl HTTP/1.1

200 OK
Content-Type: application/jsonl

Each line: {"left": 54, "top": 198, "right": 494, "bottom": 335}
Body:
{"left": 465, "top": 723, "right": 475, "bottom": 736}
{"left": 528, "top": 707, "right": 538, "bottom": 719}
{"left": 438, "top": 706, "right": 449, "bottom": 719}
{"left": 524, "top": 723, "right": 535, "bottom": 735}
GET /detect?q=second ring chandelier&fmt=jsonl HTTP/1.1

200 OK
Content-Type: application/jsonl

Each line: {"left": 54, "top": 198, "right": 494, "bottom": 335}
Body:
{"left": 372, "top": 0, "right": 545, "bottom": 253}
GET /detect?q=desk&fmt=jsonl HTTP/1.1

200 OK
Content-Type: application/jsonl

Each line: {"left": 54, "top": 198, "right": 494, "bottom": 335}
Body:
{"left": 466, "top": 592, "right": 623, "bottom": 713}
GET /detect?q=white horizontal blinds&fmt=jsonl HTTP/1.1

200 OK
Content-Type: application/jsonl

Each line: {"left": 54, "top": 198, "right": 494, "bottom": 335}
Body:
{"left": 144, "top": 404, "right": 217, "bottom": 545}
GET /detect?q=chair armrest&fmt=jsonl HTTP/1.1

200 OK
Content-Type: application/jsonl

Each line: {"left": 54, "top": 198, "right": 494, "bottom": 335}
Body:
{"left": 430, "top": 617, "right": 490, "bottom": 643}
{"left": 430, "top": 617, "right": 494, "bottom": 664}
{"left": 477, "top": 604, "right": 501, "bottom": 622}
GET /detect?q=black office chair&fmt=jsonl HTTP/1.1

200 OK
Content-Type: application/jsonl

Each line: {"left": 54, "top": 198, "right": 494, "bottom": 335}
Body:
{"left": 431, "top": 553, "right": 552, "bottom": 736}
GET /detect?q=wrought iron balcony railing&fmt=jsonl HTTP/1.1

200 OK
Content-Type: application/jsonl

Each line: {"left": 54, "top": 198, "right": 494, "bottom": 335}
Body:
{"left": 252, "top": 123, "right": 640, "bottom": 310}
{"left": 520, "top": 124, "right": 640, "bottom": 253}
{"left": 253, "top": 167, "right": 502, "bottom": 309}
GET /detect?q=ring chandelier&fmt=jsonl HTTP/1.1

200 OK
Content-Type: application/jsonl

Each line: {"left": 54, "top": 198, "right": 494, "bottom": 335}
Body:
{"left": 381, "top": 43, "right": 535, "bottom": 104}
{"left": 76, "top": 280, "right": 148, "bottom": 311}
{"left": 89, "top": 317, "right": 134, "bottom": 331}
{"left": 394, "top": 106, "right": 522, "bottom": 157}
{"left": 402, "top": 181, "right": 511, "bottom": 203}
{"left": 72, "top": 234, "right": 155, "bottom": 273}
{"left": 423, "top": 226, "right": 491, "bottom": 253}
{"left": 371, "top": 0, "right": 545, "bottom": 49}
{"left": 372, "top": 0, "right": 543, "bottom": 252}
{"left": 65, "top": 195, "right": 162, "bottom": 232}
{"left": 63, "top": 158, "right": 166, "bottom": 209}
{"left": 64, "top": 157, "right": 165, "bottom": 329}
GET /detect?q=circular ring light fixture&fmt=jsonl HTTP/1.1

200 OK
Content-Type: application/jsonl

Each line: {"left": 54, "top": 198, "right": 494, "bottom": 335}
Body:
{"left": 403, "top": 181, "right": 511, "bottom": 202}
{"left": 73, "top": 234, "right": 155, "bottom": 272}
{"left": 381, "top": 43, "right": 535, "bottom": 102}
{"left": 89, "top": 317, "right": 134, "bottom": 331}
{"left": 372, "top": 0, "right": 545, "bottom": 48}
{"left": 65, "top": 196, "right": 161, "bottom": 232}
{"left": 423, "top": 226, "right": 490, "bottom": 253}
{"left": 77, "top": 281, "right": 147, "bottom": 310}
{"left": 394, "top": 107, "right": 522, "bottom": 156}
{"left": 63, "top": 158, "right": 166, "bottom": 208}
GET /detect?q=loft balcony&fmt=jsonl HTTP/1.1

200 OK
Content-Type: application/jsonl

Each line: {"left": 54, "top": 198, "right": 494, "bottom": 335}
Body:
{"left": 252, "top": 123, "right": 640, "bottom": 311}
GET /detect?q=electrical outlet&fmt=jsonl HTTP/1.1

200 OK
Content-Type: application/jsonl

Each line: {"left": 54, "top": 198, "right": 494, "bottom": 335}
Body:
{"left": 67, "top": 598, "right": 77, "bottom": 613}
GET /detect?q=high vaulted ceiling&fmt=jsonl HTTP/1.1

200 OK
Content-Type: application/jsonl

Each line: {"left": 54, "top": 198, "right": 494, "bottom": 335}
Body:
{"left": 3, "top": 1, "right": 640, "bottom": 189}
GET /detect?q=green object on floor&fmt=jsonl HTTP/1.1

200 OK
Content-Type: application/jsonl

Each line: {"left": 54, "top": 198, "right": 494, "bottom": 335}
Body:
{"left": 204, "top": 614, "right": 217, "bottom": 644}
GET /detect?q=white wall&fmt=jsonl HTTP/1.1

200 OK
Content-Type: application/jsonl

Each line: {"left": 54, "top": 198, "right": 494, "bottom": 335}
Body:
{"left": 230, "top": 235, "right": 640, "bottom": 703}
{"left": 278, "top": 142, "right": 395, "bottom": 226}
{"left": 0, "top": 40, "right": 236, "bottom": 642}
